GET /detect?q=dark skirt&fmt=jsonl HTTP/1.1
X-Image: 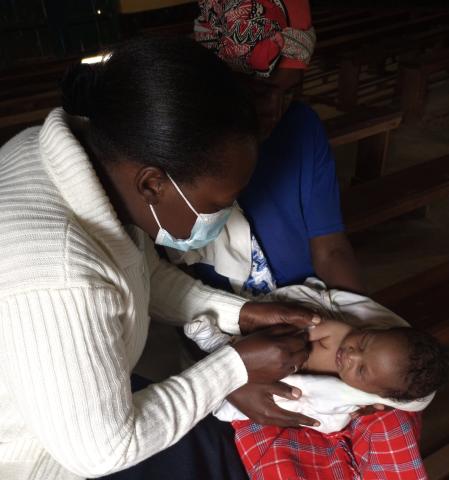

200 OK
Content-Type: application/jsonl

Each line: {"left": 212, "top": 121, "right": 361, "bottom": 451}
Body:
{"left": 98, "top": 374, "right": 248, "bottom": 480}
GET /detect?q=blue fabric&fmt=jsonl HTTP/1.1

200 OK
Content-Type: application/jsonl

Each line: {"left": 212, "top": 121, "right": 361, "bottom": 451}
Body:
{"left": 194, "top": 102, "right": 344, "bottom": 290}
{"left": 239, "top": 102, "right": 344, "bottom": 286}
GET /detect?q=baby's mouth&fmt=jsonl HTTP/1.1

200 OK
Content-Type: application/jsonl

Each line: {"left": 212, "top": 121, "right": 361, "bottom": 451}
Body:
{"left": 335, "top": 347, "right": 343, "bottom": 370}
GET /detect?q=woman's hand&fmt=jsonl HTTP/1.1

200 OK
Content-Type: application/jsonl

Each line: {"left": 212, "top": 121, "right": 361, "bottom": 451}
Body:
{"left": 231, "top": 325, "right": 310, "bottom": 383}
{"left": 227, "top": 382, "right": 319, "bottom": 427}
{"left": 239, "top": 301, "right": 320, "bottom": 334}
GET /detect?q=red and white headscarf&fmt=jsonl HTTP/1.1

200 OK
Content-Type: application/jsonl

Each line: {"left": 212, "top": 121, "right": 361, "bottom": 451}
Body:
{"left": 194, "top": 0, "right": 316, "bottom": 77}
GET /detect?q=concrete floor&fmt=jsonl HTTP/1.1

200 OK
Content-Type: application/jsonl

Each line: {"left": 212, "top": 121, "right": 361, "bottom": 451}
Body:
{"left": 134, "top": 80, "right": 449, "bottom": 465}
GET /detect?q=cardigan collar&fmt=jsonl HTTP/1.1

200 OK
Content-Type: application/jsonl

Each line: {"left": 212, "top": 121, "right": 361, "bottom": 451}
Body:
{"left": 39, "top": 108, "right": 142, "bottom": 270}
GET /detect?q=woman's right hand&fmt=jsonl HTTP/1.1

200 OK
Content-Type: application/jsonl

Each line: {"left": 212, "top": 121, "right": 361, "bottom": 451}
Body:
{"left": 231, "top": 325, "right": 310, "bottom": 384}
{"left": 227, "top": 382, "right": 319, "bottom": 427}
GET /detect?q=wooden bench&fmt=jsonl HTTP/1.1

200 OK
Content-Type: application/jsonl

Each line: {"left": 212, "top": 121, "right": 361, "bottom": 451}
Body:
{"left": 335, "top": 25, "right": 449, "bottom": 111}
{"left": 341, "top": 154, "right": 449, "bottom": 233}
{"left": 372, "top": 260, "right": 449, "bottom": 344}
{"left": 399, "top": 47, "right": 449, "bottom": 123}
{"left": 315, "top": 12, "right": 449, "bottom": 60}
{"left": 325, "top": 106, "right": 402, "bottom": 182}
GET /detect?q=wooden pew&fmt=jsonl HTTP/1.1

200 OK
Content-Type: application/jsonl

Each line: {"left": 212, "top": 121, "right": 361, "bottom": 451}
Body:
{"left": 399, "top": 47, "right": 449, "bottom": 123}
{"left": 325, "top": 106, "right": 402, "bottom": 182}
{"left": 317, "top": 10, "right": 410, "bottom": 42}
{"left": 304, "top": 10, "right": 449, "bottom": 107}
{"left": 315, "top": 12, "right": 449, "bottom": 60}
{"left": 342, "top": 154, "right": 449, "bottom": 233}
{"left": 372, "top": 260, "right": 449, "bottom": 345}
{"left": 335, "top": 25, "right": 449, "bottom": 111}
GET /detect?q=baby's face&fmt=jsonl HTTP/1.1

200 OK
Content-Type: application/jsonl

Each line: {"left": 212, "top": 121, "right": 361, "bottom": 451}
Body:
{"left": 335, "top": 329, "right": 409, "bottom": 396}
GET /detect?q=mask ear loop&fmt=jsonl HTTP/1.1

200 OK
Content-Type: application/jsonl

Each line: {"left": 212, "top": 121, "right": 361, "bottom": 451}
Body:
{"left": 149, "top": 203, "right": 163, "bottom": 229}
{"left": 166, "top": 173, "right": 200, "bottom": 216}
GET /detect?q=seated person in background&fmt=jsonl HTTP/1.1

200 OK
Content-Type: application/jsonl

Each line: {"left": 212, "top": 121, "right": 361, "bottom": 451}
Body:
{"left": 186, "top": 0, "right": 432, "bottom": 477}
{"left": 185, "top": 285, "right": 446, "bottom": 434}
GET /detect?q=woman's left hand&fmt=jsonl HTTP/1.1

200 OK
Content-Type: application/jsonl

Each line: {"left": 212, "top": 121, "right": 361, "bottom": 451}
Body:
{"left": 239, "top": 301, "right": 321, "bottom": 334}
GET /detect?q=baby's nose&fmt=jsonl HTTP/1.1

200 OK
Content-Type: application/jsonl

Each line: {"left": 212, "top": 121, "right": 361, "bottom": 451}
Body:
{"left": 347, "top": 347, "right": 362, "bottom": 362}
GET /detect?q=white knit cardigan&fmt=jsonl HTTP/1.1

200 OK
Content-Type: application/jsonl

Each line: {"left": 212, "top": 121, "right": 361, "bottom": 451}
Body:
{"left": 0, "top": 108, "right": 248, "bottom": 480}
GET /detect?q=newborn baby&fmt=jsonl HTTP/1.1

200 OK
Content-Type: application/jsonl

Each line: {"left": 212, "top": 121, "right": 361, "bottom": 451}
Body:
{"left": 185, "top": 281, "right": 448, "bottom": 433}
{"left": 301, "top": 319, "right": 446, "bottom": 402}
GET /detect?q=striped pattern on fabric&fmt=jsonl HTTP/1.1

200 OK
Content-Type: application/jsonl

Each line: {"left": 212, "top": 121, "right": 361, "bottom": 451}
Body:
{"left": 233, "top": 410, "right": 427, "bottom": 480}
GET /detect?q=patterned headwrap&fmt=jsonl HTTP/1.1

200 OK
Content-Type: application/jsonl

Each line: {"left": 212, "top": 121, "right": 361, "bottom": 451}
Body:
{"left": 194, "top": 0, "right": 316, "bottom": 77}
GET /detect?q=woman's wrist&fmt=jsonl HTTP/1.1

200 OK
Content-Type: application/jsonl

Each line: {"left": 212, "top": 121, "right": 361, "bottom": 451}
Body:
{"left": 239, "top": 301, "right": 320, "bottom": 335}
{"left": 238, "top": 302, "right": 260, "bottom": 334}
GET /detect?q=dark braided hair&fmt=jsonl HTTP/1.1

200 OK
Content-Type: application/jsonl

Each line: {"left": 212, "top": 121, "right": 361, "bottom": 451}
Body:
{"left": 60, "top": 36, "right": 258, "bottom": 184}
{"left": 384, "top": 327, "right": 449, "bottom": 401}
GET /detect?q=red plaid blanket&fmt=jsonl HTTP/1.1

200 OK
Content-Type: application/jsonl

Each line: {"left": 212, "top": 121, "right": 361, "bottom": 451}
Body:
{"left": 233, "top": 410, "right": 427, "bottom": 480}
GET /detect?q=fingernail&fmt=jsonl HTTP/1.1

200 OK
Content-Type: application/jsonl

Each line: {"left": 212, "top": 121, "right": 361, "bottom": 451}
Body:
{"left": 312, "top": 315, "right": 320, "bottom": 324}
{"left": 314, "top": 421, "right": 320, "bottom": 427}
{"left": 291, "top": 387, "right": 301, "bottom": 399}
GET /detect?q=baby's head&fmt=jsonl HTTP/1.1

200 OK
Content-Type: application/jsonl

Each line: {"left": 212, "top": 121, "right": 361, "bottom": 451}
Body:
{"left": 335, "top": 327, "right": 448, "bottom": 401}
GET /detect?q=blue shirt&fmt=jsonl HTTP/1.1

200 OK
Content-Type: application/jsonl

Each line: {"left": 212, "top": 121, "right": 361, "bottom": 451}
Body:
{"left": 194, "top": 102, "right": 344, "bottom": 290}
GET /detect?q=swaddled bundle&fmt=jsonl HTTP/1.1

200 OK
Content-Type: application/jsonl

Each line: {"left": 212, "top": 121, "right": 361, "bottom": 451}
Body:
{"left": 185, "top": 280, "right": 441, "bottom": 434}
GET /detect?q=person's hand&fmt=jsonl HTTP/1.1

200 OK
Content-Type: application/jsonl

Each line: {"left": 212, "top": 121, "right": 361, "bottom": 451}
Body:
{"left": 231, "top": 325, "right": 310, "bottom": 383}
{"left": 227, "top": 382, "right": 320, "bottom": 428}
{"left": 239, "top": 301, "right": 320, "bottom": 335}
{"left": 349, "top": 404, "right": 391, "bottom": 420}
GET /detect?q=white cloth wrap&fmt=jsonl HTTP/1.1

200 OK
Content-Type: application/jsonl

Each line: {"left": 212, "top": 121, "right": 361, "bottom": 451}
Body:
{"left": 184, "top": 279, "right": 435, "bottom": 434}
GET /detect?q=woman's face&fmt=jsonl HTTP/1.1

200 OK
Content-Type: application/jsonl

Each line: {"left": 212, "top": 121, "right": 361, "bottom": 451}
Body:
{"left": 246, "top": 68, "right": 303, "bottom": 139}
{"left": 109, "top": 136, "right": 258, "bottom": 241}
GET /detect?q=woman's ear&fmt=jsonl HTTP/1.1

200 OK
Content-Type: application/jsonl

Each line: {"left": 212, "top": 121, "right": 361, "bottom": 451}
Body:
{"left": 135, "top": 167, "right": 169, "bottom": 206}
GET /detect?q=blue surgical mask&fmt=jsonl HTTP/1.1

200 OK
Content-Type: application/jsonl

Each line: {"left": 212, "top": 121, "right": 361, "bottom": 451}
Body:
{"left": 149, "top": 174, "right": 233, "bottom": 252}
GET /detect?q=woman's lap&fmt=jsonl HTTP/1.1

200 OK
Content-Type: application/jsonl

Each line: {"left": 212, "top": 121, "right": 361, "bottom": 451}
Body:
{"left": 233, "top": 410, "right": 426, "bottom": 480}
{"left": 98, "top": 374, "right": 248, "bottom": 480}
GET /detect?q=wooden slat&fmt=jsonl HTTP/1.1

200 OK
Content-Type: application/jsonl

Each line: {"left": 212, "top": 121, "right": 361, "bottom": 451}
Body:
{"left": 326, "top": 107, "right": 402, "bottom": 147}
{"left": 118, "top": 0, "right": 195, "bottom": 14}
{"left": 372, "top": 261, "right": 449, "bottom": 345}
{"left": 317, "top": 10, "right": 410, "bottom": 40}
{"left": 316, "top": 12, "right": 449, "bottom": 57}
{"left": 342, "top": 155, "right": 449, "bottom": 233}
{"left": 0, "top": 90, "right": 60, "bottom": 116}
{"left": 0, "top": 108, "right": 52, "bottom": 130}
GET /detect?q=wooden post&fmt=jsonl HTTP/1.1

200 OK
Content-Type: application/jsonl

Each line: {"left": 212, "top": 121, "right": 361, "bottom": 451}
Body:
{"left": 338, "top": 58, "right": 361, "bottom": 111}
{"left": 400, "top": 65, "right": 427, "bottom": 124}
{"left": 354, "top": 131, "right": 390, "bottom": 183}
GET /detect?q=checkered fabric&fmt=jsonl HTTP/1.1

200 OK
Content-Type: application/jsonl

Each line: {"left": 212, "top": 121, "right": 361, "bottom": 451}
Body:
{"left": 233, "top": 410, "right": 427, "bottom": 480}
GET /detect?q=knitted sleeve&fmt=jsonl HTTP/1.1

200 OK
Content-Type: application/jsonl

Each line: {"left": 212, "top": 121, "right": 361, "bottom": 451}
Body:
{"left": 0, "top": 286, "right": 247, "bottom": 477}
{"left": 146, "top": 244, "right": 247, "bottom": 335}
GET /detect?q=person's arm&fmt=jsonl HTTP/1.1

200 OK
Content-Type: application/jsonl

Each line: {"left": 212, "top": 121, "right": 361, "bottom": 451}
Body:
{"left": 310, "top": 232, "right": 365, "bottom": 294}
{"left": 301, "top": 107, "right": 366, "bottom": 294}
{"left": 146, "top": 243, "right": 319, "bottom": 334}
{"left": 0, "top": 286, "right": 248, "bottom": 477}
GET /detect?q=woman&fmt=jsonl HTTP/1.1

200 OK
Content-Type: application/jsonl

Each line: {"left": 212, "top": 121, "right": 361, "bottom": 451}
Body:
{"left": 191, "top": 0, "right": 428, "bottom": 478}
{"left": 0, "top": 37, "right": 320, "bottom": 480}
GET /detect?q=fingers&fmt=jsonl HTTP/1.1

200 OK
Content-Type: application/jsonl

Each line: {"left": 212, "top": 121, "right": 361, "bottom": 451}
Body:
{"left": 253, "top": 403, "right": 320, "bottom": 428}
{"left": 269, "top": 381, "right": 302, "bottom": 400}
{"left": 264, "top": 324, "right": 303, "bottom": 336}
